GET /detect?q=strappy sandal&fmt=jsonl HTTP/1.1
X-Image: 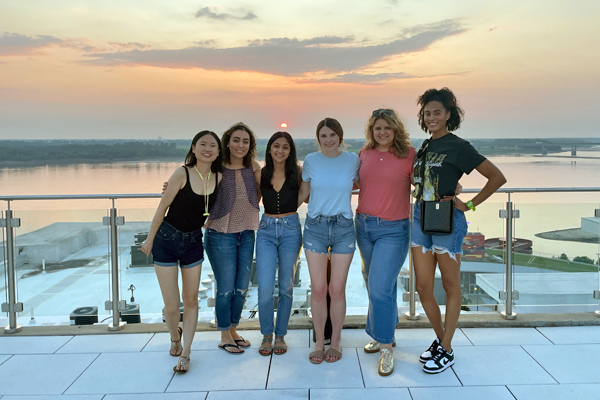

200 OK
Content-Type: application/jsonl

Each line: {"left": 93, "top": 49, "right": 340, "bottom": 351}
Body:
{"left": 325, "top": 347, "right": 343, "bottom": 363}
{"left": 170, "top": 327, "right": 183, "bottom": 357}
{"left": 273, "top": 336, "right": 287, "bottom": 355}
{"left": 309, "top": 348, "right": 324, "bottom": 364}
{"left": 259, "top": 335, "right": 273, "bottom": 356}
{"left": 173, "top": 355, "right": 190, "bottom": 373}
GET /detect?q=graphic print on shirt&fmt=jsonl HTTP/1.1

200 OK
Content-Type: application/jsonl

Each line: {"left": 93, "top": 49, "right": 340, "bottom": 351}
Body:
{"left": 413, "top": 151, "right": 447, "bottom": 201}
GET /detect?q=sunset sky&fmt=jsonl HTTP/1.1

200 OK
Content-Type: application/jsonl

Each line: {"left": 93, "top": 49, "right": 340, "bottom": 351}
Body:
{"left": 1, "top": 0, "right": 599, "bottom": 140}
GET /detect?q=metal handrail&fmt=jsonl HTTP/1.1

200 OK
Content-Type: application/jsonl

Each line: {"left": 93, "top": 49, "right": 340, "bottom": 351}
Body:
{"left": 1, "top": 186, "right": 600, "bottom": 201}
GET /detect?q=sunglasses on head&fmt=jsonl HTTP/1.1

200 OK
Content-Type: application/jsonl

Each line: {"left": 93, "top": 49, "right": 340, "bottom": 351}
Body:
{"left": 372, "top": 109, "right": 394, "bottom": 117}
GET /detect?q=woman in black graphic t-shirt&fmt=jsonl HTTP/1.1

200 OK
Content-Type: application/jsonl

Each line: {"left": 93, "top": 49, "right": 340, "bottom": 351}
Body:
{"left": 411, "top": 88, "right": 506, "bottom": 375}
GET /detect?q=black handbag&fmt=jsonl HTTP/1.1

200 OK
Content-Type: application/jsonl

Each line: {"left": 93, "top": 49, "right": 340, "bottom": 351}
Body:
{"left": 416, "top": 140, "right": 454, "bottom": 235}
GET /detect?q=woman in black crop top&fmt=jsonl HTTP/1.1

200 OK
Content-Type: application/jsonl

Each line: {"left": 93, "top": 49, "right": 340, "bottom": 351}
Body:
{"left": 255, "top": 131, "right": 303, "bottom": 356}
{"left": 141, "top": 131, "right": 222, "bottom": 373}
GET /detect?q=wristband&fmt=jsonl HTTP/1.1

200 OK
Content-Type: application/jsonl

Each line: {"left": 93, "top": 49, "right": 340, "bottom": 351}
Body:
{"left": 466, "top": 200, "right": 476, "bottom": 211}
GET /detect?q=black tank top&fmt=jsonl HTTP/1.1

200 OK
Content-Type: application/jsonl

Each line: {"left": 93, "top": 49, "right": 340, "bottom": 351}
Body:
{"left": 260, "top": 169, "right": 299, "bottom": 215}
{"left": 164, "top": 167, "right": 218, "bottom": 232}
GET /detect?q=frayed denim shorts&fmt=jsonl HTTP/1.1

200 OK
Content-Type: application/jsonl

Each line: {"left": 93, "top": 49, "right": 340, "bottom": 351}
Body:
{"left": 410, "top": 202, "right": 468, "bottom": 261}
{"left": 152, "top": 221, "right": 204, "bottom": 268}
{"left": 303, "top": 213, "right": 356, "bottom": 255}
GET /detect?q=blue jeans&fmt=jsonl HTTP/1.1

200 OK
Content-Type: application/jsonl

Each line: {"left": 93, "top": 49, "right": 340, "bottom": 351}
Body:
{"left": 355, "top": 213, "right": 410, "bottom": 344}
{"left": 256, "top": 214, "right": 302, "bottom": 336}
{"left": 204, "top": 229, "right": 255, "bottom": 331}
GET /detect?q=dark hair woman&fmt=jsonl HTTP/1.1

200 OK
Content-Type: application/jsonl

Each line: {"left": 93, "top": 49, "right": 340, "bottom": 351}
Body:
{"left": 412, "top": 88, "right": 506, "bottom": 374}
{"left": 141, "top": 130, "right": 222, "bottom": 373}
{"left": 255, "top": 131, "right": 303, "bottom": 356}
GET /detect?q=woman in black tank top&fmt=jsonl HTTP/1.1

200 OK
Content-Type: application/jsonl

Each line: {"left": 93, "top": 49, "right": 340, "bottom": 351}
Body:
{"left": 141, "top": 131, "right": 222, "bottom": 373}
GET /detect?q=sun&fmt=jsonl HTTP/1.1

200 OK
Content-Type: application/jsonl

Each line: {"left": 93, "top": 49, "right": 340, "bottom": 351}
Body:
{"left": 280, "top": 122, "right": 287, "bottom": 128}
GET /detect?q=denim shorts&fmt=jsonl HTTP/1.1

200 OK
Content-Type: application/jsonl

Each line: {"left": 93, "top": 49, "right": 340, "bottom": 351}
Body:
{"left": 303, "top": 213, "right": 356, "bottom": 255}
{"left": 411, "top": 202, "right": 468, "bottom": 261}
{"left": 152, "top": 221, "right": 204, "bottom": 268}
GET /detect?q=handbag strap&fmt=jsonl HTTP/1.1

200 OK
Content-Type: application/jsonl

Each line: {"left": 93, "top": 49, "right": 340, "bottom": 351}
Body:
{"left": 416, "top": 139, "right": 429, "bottom": 201}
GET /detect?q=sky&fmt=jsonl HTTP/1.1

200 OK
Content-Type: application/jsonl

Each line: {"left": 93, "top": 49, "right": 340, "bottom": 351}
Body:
{"left": 0, "top": 0, "right": 599, "bottom": 140}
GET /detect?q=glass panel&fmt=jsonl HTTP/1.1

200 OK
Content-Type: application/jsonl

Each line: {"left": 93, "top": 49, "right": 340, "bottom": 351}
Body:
{"left": 512, "top": 194, "right": 600, "bottom": 313}
{"left": 10, "top": 200, "right": 112, "bottom": 326}
{"left": 1, "top": 208, "right": 6, "bottom": 327}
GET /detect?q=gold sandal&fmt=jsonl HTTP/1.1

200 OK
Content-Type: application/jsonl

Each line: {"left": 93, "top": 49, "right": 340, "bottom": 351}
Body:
{"left": 170, "top": 327, "right": 183, "bottom": 357}
{"left": 258, "top": 335, "right": 273, "bottom": 356}
{"left": 273, "top": 336, "right": 287, "bottom": 355}
{"left": 173, "top": 355, "right": 190, "bottom": 373}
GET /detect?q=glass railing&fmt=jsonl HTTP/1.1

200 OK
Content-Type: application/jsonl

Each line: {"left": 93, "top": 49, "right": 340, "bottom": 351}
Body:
{"left": 1, "top": 188, "right": 599, "bottom": 333}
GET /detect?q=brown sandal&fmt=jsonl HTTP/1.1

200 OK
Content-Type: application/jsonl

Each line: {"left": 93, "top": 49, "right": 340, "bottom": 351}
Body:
{"left": 170, "top": 327, "right": 183, "bottom": 357}
{"left": 309, "top": 348, "right": 324, "bottom": 364}
{"left": 325, "top": 347, "right": 342, "bottom": 363}
{"left": 258, "top": 335, "right": 273, "bottom": 356}
{"left": 173, "top": 355, "right": 190, "bottom": 373}
{"left": 273, "top": 336, "right": 287, "bottom": 355}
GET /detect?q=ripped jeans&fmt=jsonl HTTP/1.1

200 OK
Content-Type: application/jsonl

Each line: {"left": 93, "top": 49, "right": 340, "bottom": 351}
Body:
{"left": 205, "top": 229, "right": 255, "bottom": 331}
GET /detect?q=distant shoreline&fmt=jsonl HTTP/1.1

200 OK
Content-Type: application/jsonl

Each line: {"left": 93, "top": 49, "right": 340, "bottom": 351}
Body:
{"left": 0, "top": 157, "right": 184, "bottom": 169}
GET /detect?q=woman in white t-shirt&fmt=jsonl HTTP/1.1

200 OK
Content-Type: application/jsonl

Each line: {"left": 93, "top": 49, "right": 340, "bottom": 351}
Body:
{"left": 298, "top": 118, "right": 360, "bottom": 364}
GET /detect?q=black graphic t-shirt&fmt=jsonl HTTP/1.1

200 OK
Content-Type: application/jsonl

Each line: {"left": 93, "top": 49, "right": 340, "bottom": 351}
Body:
{"left": 413, "top": 133, "right": 486, "bottom": 201}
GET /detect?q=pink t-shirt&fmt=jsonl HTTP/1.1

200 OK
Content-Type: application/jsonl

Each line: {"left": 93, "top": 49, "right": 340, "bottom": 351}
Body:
{"left": 356, "top": 146, "right": 416, "bottom": 221}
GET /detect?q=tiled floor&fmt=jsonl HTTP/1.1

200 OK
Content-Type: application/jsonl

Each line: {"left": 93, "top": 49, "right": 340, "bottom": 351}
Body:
{"left": 0, "top": 326, "right": 599, "bottom": 399}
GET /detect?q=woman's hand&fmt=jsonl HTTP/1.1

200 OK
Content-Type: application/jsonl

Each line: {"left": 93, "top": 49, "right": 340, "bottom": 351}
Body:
{"left": 140, "top": 240, "right": 152, "bottom": 256}
{"left": 455, "top": 182, "right": 463, "bottom": 195}
{"left": 453, "top": 197, "right": 470, "bottom": 212}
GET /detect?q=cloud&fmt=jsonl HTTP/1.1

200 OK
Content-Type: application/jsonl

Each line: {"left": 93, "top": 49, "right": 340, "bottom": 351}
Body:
{"left": 108, "top": 42, "right": 151, "bottom": 50}
{"left": 488, "top": 26, "right": 499, "bottom": 32}
{"left": 0, "top": 32, "right": 63, "bottom": 56}
{"left": 82, "top": 20, "right": 465, "bottom": 77}
{"left": 293, "top": 70, "right": 472, "bottom": 85}
{"left": 195, "top": 39, "right": 218, "bottom": 47}
{"left": 195, "top": 6, "right": 257, "bottom": 20}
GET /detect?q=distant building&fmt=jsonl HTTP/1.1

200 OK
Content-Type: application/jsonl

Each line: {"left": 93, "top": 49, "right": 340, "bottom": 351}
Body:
{"left": 463, "top": 232, "right": 485, "bottom": 259}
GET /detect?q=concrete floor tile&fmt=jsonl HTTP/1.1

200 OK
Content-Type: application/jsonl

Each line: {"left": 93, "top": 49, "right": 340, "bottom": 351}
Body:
{"left": 339, "top": 328, "right": 471, "bottom": 350}
{"left": 523, "top": 344, "right": 600, "bottom": 383}
{"left": 0, "top": 335, "right": 73, "bottom": 354}
{"left": 508, "top": 383, "right": 600, "bottom": 400}
{"left": 410, "top": 386, "right": 515, "bottom": 400}
{"left": 66, "top": 352, "right": 174, "bottom": 394}
{"left": 105, "top": 394, "right": 208, "bottom": 400}
{"left": 207, "top": 389, "right": 307, "bottom": 400}
{"left": 461, "top": 327, "right": 552, "bottom": 345}
{"left": 452, "top": 345, "right": 556, "bottom": 386}
{"left": 267, "top": 347, "right": 364, "bottom": 390}
{"left": 166, "top": 349, "right": 270, "bottom": 392}
{"left": 144, "top": 329, "right": 310, "bottom": 353}
{"left": 358, "top": 347, "right": 461, "bottom": 388}
{"left": 1, "top": 396, "right": 103, "bottom": 400}
{"left": 0, "top": 354, "right": 98, "bottom": 395}
{"left": 0, "top": 355, "right": 11, "bottom": 365}
{"left": 310, "top": 388, "right": 412, "bottom": 400}
{"left": 536, "top": 326, "right": 600, "bottom": 344}
{"left": 57, "top": 333, "right": 153, "bottom": 353}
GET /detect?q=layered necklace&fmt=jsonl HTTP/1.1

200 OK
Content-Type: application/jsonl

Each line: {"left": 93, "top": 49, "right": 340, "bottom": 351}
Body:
{"left": 193, "top": 166, "right": 212, "bottom": 216}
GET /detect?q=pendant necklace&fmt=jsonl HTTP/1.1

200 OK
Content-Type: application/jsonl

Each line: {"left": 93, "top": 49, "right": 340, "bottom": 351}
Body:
{"left": 194, "top": 166, "right": 211, "bottom": 216}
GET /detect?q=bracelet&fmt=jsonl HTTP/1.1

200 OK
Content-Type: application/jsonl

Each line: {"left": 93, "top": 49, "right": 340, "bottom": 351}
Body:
{"left": 466, "top": 200, "right": 476, "bottom": 211}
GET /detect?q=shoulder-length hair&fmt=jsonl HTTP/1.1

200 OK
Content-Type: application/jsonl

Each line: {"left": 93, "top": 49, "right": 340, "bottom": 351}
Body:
{"left": 364, "top": 109, "right": 411, "bottom": 158}
{"left": 262, "top": 131, "right": 300, "bottom": 189}
{"left": 221, "top": 122, "right": 257, "bottom": 167}
{"left": 417, "top": 87, "right": 465, "bottom": 133}
{"left": 184, "top": 130, "right": 223, "bottom": 173}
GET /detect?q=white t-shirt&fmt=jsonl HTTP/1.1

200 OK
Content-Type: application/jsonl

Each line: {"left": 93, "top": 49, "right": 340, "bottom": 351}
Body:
{"left": 302, "top": 151, "right": 360, "bottom": 219}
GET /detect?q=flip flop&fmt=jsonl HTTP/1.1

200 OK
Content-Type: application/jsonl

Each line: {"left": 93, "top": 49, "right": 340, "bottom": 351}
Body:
{"left": 218, "top": 343, "right": 244, "bottom": 355}
{"left": 173, "top": 356, "right": 190, "bottom": 373}
{"left": 234, "top": 336, "right": 251, "bottom": 348}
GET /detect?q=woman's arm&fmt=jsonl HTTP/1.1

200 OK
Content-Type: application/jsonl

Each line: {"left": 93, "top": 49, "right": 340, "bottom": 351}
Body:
{"left": 454, "top": 159, "right": 507, "bottom": 211}
{"left": 298, "top": 180, "right": 310, "bottom": 207}
{"left": 253, "top": 160, "right": 262, "bottom": 202}
{"left": 140, "top": 168, "right": 186, "bottom": 256}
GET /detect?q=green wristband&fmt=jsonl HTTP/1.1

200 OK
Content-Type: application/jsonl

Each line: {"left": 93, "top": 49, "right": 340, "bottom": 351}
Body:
{"left": 466, "top": 200, "right": 476, "bottom": 211}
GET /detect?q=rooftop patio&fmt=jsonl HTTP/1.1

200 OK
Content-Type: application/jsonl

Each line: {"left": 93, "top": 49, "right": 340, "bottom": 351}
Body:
{"left": 0, "top": 325, "right": 599, "bottom": 399}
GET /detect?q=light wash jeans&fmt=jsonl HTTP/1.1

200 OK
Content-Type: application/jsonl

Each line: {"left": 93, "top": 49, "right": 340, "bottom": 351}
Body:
{"left": 355, "top": 213, "right": 410, "bottom": 344}
{"left": 204, "top": 229, "right": 255, "bottom": 331}
{"left": 256, "top": 214, "right": 302, "bottom": 336}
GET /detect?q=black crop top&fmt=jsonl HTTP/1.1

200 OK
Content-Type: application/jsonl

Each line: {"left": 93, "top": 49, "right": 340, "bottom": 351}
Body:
{"left": 164, "top": 167, "right": 218, "bottom": 232}
{"left": 260, "top": 169, "right": 299, "bottom": 214}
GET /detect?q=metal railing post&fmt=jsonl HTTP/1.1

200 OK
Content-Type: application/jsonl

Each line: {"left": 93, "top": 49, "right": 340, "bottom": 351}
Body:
{"left": 104, "top": 204, "right": 125, "bottom": 331}
{"left": 501, "top": 194, "right": 517, "bottom": 319}
{"left": 405, "top": 202, "right": 420, "bottom": 320}
{"left": 2, "top": 204, "right": 24, "bottom": 333}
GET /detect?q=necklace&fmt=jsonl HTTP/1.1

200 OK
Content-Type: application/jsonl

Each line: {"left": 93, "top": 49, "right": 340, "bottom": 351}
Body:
{"left": 194, "top": 166, "right": 211, "bottom": 216}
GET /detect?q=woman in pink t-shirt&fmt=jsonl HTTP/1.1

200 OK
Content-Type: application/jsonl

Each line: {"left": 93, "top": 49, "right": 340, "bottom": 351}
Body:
{"left": 355, "top": 108, "right": 415, "bottom": 377}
